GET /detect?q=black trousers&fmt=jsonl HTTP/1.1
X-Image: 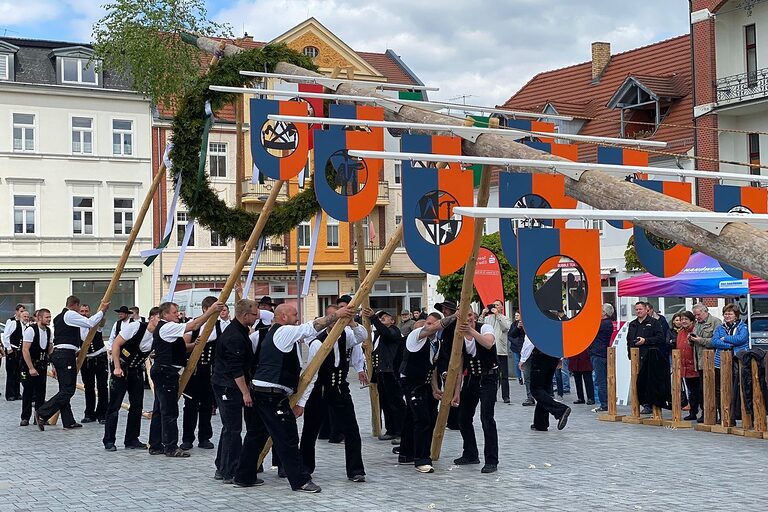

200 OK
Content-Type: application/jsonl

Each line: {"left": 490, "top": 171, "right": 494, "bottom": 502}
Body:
{"left": 573, "top": 371, "right": 595, "bottom": 402}
{"left": 37, "top": 349, "right": 77, "bottom": 426}
{"left": 213, "top": 384, "right": 244, "bottom": 480}
{"left": 530, "top": 351, "right": 569, "bottom": 430}
{"left": 103, "top": 368, "right": 145, "bottom": 446}
{"left": 20, "top": 364, "right": 47, "bottom": 421}
{"left": 376, "top": 371, "right": 405, "bottom": 436}
{"left": 497, "top": 355, "right": 510, "bottom": 401}
{"left": 182, "top": 365, "right": 214, "bottom": 444}
{"left": 5, "top": 349, "right": 21, "bottom": 399}
{"left": 399, "top": 381, "right": 438, "bottom": 467}
{"left": 81, "top": 355, "right": 108, "bottom": 420}
{"left": 235, "top": 390, "right": 311, "bottom": 490}
{"left": 148, "top": 364, "right": 181, "bottom": 453}
{"left": 458, "top": 372, "right": 498, "bottom": 465}
{"left": 300, "top": 380, "right": 365, "bottom": 478}
{"left": 685, "top": 376, "right": 702, "bottom": 417}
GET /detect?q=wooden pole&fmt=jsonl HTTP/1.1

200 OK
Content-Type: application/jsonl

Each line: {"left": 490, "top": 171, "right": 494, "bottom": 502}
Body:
{"left": 256, "top": 223, "right": 405, "bottom": 465}
{"left": 712, "top": 351, "right": 733, "bottom": 434}
{"left": 732, "top": 358, "right": 753, "bottom": 435}
{"left": 695, "top": 350, "right": 716, "bottom": 432}
{"left": 234, "top": 94, "right": 245, "bottom": 300}
{"left": 178, "top": 180, "right": 285, "bottom": 398}
{"left": 598, "top": 346, "right": 623, "bottom": 422}
{"left": 354, "top": 220, "right": 381, "bottom": 437}
{"left": 751, "top": 358, "right": 767, "bottom": 436}
{"left": 622, "top": 348, "right": 642, "bottom": 424}
{"left": 430, "top": 166, "right": 491, "bottom": 461}
{"left": 664, "top": 349, "right": 691, "bottom": 428}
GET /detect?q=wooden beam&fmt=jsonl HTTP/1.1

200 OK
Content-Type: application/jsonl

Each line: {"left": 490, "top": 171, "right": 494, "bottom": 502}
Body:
{"left": 695, "top": 350, "right": 716, "bottom": 432}
{"left": 598, "top": 346, "right": 623, "bottom": 422}
{"left": 621, "top": 348, "right": 642, "bottom": 424}
{"left": 664, "top": 349, "right": 692, "bottom": 428}
{"left": 711, "top": 350, "right": 733, "bottom": 434}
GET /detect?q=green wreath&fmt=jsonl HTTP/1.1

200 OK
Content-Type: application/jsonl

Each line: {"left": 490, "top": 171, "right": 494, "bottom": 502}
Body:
{"left": 169, "top": 44, "right": 321, "bottom": 241}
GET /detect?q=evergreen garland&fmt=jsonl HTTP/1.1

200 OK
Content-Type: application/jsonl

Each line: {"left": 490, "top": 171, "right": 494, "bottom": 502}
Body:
{"left": 170, "top": 43, "right": 321, "bottom": 241}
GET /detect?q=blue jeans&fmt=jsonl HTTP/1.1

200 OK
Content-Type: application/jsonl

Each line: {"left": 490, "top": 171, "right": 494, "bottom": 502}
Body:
{"left": 591, "top": 356, "right": 608, "bottom": 409}
{"left": 511, "top": 351, "right": 522, "bottom": 379}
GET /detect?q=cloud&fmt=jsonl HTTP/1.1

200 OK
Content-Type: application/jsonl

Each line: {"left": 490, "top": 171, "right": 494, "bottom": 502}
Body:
{"left": 0, "top": 0, "right": 60, "bottom": 29}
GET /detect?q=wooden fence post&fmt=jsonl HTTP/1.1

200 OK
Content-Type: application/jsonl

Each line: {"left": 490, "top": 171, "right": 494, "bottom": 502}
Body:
{"left": 664, "top": 349, "right": 691, "bottom": 428}
{"left": 749, "top": 358, "right": 767, "bottom": 439}
{"left": 695, "top": 350, "right": 716, "bottom": 432}
{"left": 712, "top": 351, "right": 733, "bottom": 434}
{"left": 622, "top": 347, "right": 642, "bottom": 424}
{"left": 598, "top": 346, "right": 623, "bottom": 422}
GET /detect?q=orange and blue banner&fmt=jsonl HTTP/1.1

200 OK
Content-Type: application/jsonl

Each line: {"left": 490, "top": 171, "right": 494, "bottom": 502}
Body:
{"left": 313, "top": 104, "right": 384, "bottom": 222}
{"left": 597, "top": 147, "right": 649, "bottom": 229}
{"left": 713, "top": 184, "right": 768, "bottom": 278}
{"left": 250, "top": 98, "right": 309, "bottom": 180}
{"left": 402, "top": 134, "right": 475, "bottom": 276}
{"left": 634, "top": 180, "right": 692, "bottom": 277}
{"left": 517, "top": 228, "right": 601, "bottom": 358}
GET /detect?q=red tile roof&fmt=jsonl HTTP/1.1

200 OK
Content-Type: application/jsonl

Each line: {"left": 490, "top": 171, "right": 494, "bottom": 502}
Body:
{"left": 500, "top": 35, "right": 693, "bottom": 163}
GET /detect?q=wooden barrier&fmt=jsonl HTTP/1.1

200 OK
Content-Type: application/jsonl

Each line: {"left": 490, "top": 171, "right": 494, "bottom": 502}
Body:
{"left": 598, "top": 346, "right": 623, "bottom": 422}
{"left": 711, "top": 351, "right": 733, "bottom": 434}
{"left": 622, "top": 348, "right": 642, "bottom": 424}
{"left": 695, "top": 350, "right": 716, "bottom": 432}
{"left": 731, "top": 358, "right": 752, "bottom": 436}
{"left": 664, "top": 349, "right": 691, "bottom": 428}
{"left": 750, "top": 359, "right": 767, "bottom": 439}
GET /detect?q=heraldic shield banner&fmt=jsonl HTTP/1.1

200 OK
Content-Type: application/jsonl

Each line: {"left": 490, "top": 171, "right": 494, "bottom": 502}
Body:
{"left": 401, "top": 134, "right": 475, "bottom": 276}
{"left": 597, "top": 147, "right": 649, "bottom": 229}
{"left": 250, "top": 98, "right": 309, "bottom": 180}
{"left": 713, "top": 184, "right": 768, "bottom": 279}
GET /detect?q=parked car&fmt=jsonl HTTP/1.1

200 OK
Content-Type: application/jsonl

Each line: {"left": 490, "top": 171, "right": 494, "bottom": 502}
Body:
{"left": 750, "top": 313, "right": 768, "bottom": 346}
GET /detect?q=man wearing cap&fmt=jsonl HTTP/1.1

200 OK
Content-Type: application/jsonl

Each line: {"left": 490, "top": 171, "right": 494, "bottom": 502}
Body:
{"left": 80, "top": 304, "right": 109, "bottom": 424}
{"left": 253, "top": 296, "right": 277, "bottom": 342}
{"left": 434, "top": 299, "right": 461, "bottom": 430}
{"left": 399, "top": 310, "right": 416, "bottom": 338}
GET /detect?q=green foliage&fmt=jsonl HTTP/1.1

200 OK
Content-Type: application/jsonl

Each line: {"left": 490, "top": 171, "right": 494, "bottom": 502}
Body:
{"left": 92, "top": 0, "right": 233, "bottom": 105}
{"left": 436, "top": 232, "right": 519, "bottom": 306}
{"left": 624, "top": 234, "right": 645, "bottom": 272}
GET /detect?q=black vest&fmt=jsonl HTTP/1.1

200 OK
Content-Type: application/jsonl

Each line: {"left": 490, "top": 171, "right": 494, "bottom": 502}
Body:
{"left": 464, "top": 321, "right": 499, "bottom": 375}
{"left": 190, "top": 319, "right": 221, "bottom": 366}
{"left": 436, "top": 322, "right": 457, "bottom": 376}
{"left": 401, "top": 334, "right": 440, "bottom": 389}
{"left": 8, "top": 318, "right": 22, "bottom": 347}
{"left": 153, "top": 320, "right": 187, "bottom": 367}
{"left": 27, "top": 324, "right": 51, "bottom": 365}
{"left": 316, "top": 329, "right": 349, "bottom": 387}
{"left": 53, "top": 309, "right": 83, "bottom": 347}
{"left": 120, "top": 322, "right": 151, "bottom": 370}
{"left": 252, "top": 324, "right": 301, "bottom": 392}
{"left": 88, "top": 330, "right": 105, "bottom": 354}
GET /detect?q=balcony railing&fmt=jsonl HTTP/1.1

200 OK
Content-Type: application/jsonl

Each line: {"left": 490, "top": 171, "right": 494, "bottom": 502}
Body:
{"left": 377, "top": 181, "right": 390, "bottom": 205}
{"left": 252, "top": 244, "right": 289, "bottom": 266}
{"left": 241, "top": 181, "right": 289, "bottom": 203}
{"left": 715, "top": 68, "right": 768, "bottom": 105}
{"left": 352, "top": 246, "right": 389, "bottom": 266}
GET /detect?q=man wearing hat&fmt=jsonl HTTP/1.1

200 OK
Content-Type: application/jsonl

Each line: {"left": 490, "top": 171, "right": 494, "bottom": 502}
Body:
{"left": 399, "top": 310, "right": 416, "bottom": 338}
{"left": 434, "top": 300, "right": 461, "bottom": 430}
{"left": 108, "top": 306, "right": 135, "bottom": 352}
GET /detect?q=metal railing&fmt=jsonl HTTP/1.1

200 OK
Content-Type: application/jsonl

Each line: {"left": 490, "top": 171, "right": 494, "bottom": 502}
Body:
{"left": 241, "top": 181, "right": 289, "bottom": 202}
{"left": 715, "top": 67, "right": 768, "bottom": 105}
{"left": 352, "top": 246, "right": 389, "bottom": 266}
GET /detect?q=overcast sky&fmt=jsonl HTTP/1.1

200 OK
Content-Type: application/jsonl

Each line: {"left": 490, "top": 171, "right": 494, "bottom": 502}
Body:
{"left": 1, "top": 0, "right": 691, "bottom": 106}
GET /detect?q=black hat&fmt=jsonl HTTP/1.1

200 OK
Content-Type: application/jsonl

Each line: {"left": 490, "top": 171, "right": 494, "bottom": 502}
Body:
{"left": 258, "top": 296, "right": 277, "bottom": 307}
{"left": 114, "top": 306, "right": 131, "bottom": 314}
{"left": 433, "top": 299, "right": 458, "bottom": 312}
{"left": 337, "top": 294, "right": 353, "bottom": 305}
{"left": 376, "top": 310, "right": 393, "bottom": 319}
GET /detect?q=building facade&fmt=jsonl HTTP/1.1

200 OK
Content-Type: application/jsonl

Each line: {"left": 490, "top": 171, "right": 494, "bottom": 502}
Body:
{"left": 0, "top": 38, "right": 154, "bottom": 325}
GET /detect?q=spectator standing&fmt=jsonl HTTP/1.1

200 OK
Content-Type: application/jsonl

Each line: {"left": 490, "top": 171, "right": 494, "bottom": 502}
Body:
{"left": 627, "top": 301, "right": 667, "bottom": 414}
{"left": 399, "top": 310, "right": 416, "bottom": 338}
{"left": 711, "top": 304, "right": 749, "bottom": 426}
{"left": 676, "top": 311, "right": 701, "bottom": 421}
{"left": 480, "top": 300, "right": 511, "bottom": 404}
{"left": 568, "top": 348, "right": 594, "bottom": 405}
{"left": 590, "top": 304, "right": 614, "bottom": 412}
{"left": 690, "top": 304, "right": 722, "bottom": 421}
{"left": 508, "top": 311, "right": 525, "bottom": 385}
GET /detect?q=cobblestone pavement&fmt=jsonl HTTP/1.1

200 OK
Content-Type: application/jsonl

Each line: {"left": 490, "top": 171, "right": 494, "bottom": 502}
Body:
{"left": 1, "top": 371, "right": 767, "bottom": 512}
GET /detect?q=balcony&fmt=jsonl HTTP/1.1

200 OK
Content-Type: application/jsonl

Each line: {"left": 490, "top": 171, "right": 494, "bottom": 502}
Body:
{"left": 250, "top": 243, "right": 289, "bottom": 267}
{"left": 376, "top": 181, "right": 390, "bottom": 205}
{"left": 241, "top": 180, "right": 289, "bottom": 204}
{"left": 352, "top": 246, "right": 390, "bottom": 266}
{"left": 715, "top": 68, "right": 768, "bottom": 106}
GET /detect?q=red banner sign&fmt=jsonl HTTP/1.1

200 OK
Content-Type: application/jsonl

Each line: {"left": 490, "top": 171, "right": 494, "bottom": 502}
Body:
{"left": 474, "top": 248, "right": 505, "bottom": 307}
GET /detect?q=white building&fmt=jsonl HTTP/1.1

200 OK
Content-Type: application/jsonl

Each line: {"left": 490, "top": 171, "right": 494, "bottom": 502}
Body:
{"left": 0, "top": 38, "right": 154, "bottom": 326}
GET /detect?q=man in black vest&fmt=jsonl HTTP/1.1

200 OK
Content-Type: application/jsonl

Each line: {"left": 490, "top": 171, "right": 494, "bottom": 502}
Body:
{"left": 434, "top": 300, "right": 461, "bottom": 431}
{"left": 212, "top": 299, "right": 261, "bottom": 483}
{"left": 35, "top": 295, "right": 109, "bottom": 431}
{"left": 181, "top": 296, "right": 221, "bottom": 451}
{"left": 148, "top": 300, "right": 223, "bottom": 457}
{"left": 233, "top": 303, "right": 356, "bottom": 492}
{"left": 299, "top": 305, "right": 368, "bottom": 482}
{"left": 365, "top": 308, "right": 405, "bottom": 441}
{"left": 20, "top": 308, "right": 52, "bottom": 426}
{"left": 103, "top": 306, "right": 161, "bottom": 451}
{"left": 80, "top": 304, "right": 109, "bottom": 424}
{"left": 453, "top": 311, "right": 499, "bottom": 473}
{"left": 521, "top": 337, "right": 571, "bottom": 432}
{"left": 129, "top": 306, "right": 146, "bottom": 323}
{"left": 3, "top": 304, "right": 28, "bottom": 401}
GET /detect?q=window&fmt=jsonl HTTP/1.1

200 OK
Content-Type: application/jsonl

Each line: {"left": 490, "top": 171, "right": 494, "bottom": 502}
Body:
{"left": 394, "top": 162, "right": 402, "bottom": 184}
{"left": 361, "top": 217, "right": 370, "bottom": 247}
{"left": 583, "top": 218, "right": 605, "bottom": 237}
{"left": 72, "top": 117, "right": 93, "bottom": 154}
{"left": 0, "top": 281, "right": 35, "bottom": 321}
{"left": 113, "top": 198, "right": 133, "bottom": 235}
{"left": 209, "top": 142, "right": 227, "bottom": 177}
{"left": 326, "top": 216, "right": 339, "bottom": 247}
{"left": 211, "top": 231, "right": 227, "bottom": 247}
{"left": 12, "top": 113, "right": 35, "bottom": 152}
{"left": 72, "top": 279, "right": 134, "bottom": 334}
{"left": 61, "top": 57, "right": 97, "bottom": 85}
{"left": 746, "top": 24, "right": 757, "bottom": 88}
{"left": 303, "top": 46, "right": 319, "bottom": 58}
{"left": 0, "top": 54, "right": 8, "bottom": 81}
{"left": 750, "top": 133, "right": 761, "bottom": 176}
{"left": 177, "top": 212, "right": 195, "bottom": 247}
{"left": 73, "top": 196, "right": 94, "bottom": 235}
{"left": 396, "top": 215, "right": 404, "bottom": 247}
{"left": 297, "top": 221, "right": 311, "bottom": 247}
{"left": 112, "top": 119, "right": 133, "bottom": 156}
{"left": 13, "top": 195, "right": 35, "bottom": 234}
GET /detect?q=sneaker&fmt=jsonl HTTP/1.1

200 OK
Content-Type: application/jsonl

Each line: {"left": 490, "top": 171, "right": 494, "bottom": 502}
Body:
{"left": 378, "top": 433, "right": 397, "bottom": 441}
{"left": 214, "top": 470, "right": 223, "bottom": 481}
{"left": 222, "top": 477, "right": 234, "bottom": 484}
{"left": 63, "top": 423, "right": 83, "bottom": 430}
{"left": 530, "top": 424, "right": 547, "bottom": 431}
{"left": 640, "top": 406, "right": 652, "bottom": 415}
{"left": 349, "top": 474, "right": 366, "bottom": 482}
{"left": 398, "top": 455, "right": 414, "bottom": 464}
{"left": 392, "top": 446, "right": 400, "bottom": 454}
{"left": 19, "top": 419, "right": 29, "bottom": 427}
{"left": 683, "top": 413, "right": 697, "bottom": 421}
{"left": 125, "top": 441, "right": 148, "bottom": 450}
{"left": 415, "top": 465, "right": 434, "bottom": 474}
{"left": 104, "top": 443, "right": 117, "bottom": 452}
{"left": 453, "top": 456, "right": 480, "bottom": 465}
{"left": 586, "top": 400, "right": 595, "bottom": 405}
{"left": 98, "top": 419, "right": 107, "bottom": 425}
{"left": 179, "top": 442, "right": 194, "bottom": 451}
{"left": 592, "top": 406, "right": 608, "bottom": 413}
{"left": 296, "top": 481, "right": 321, "bottom": 493}
{"left": 233, "top": 478, "right": 264, "bottom": 487}
{"left": 557, "top": 407, "right": 572, "bottom": 431}
{"left": 390, "top": 437, "right": 401, "bottom": 445}
{"left": 518, "top": 378, "right": 524, "bottom": 385}
{"left": 148, "top": 447, "right": 164, "bottom": 455}
{"left": 481, "top": 464, "right": 498, "bottom": 473}
{"left": 80, "top": 417, "right": 95, "bottom": 424}
{"left": 165, "top": 448, "right": 191, "bottom": 458}
{"left": 198, "top": 440, "right": 214, "bottom": 449}
{"left": 522, "top": 398, "right": 535, "bottom": 406}
{"left": 503, "top": 398, "right": 511, "bottom": 404}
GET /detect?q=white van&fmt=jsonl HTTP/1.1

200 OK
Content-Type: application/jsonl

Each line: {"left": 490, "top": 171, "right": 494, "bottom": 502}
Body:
{"left": 167, "top": 289, "right": 236, "bottom": 319}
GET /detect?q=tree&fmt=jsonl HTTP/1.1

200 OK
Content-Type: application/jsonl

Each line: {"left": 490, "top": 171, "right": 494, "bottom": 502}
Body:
{"left": 624, "top": 234, "right": 645, "bottom": 272}
{"left": 92, "top": 0, "right": 233, "bottom": 106}
{"left": 436, "top": 232, "right": 519, "bottom": 306}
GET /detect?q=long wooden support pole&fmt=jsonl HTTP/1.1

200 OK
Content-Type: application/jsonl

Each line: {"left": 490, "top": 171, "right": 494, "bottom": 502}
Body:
{"left": 257, "top": 224, "right": 404, "bottom": 466}
{"left": 354, "top": 221, "right": 381, "bottom": 437}
{"left": 178, "top": 180, "right": 285, "bottom": 398}
{"left": 430, "top": 166, "right": 491, "bottom": 461}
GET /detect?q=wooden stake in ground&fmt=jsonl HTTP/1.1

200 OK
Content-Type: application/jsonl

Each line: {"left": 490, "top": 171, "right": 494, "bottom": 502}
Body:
{"left": 354, "top": 220, "right": 381, "bottom": 438}
{"left": 257, "top": 224, "right": 404, "bottom": 466}
{"left": 751, "top": 358, "right": 767, "bottom": 434}
{"left": 663, "top": 349, "right": 691, "bottom": 428}
{"left": 622, "top": 348, "right": 642, "bottom": 425}
{"left": 178, "top": 180, "right": 285, "bottom": 398}
{"left": 598, "top": 346, "right": 624, "bottom": 422}
{"left": 711, "top": 350, "right": 733, "bottom": 434}
{"left": 430, "top": 166, "right": 491, "bottom": 461}
{"left": 695, "top": 350, "right": 716, "bottom": 432}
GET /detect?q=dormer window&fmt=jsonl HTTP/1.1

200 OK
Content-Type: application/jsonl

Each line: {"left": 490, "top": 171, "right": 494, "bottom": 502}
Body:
{"left": 0, "top": 54, "right": 9, "bottom": 80}
{"left": 303, "top": 46, "right": 319, "bottom": 58}
{"left": 62, "top": 57, "right": 98, "bottom": 85}
{"left": 0, "top": 40, "right": 20, "bottom": 81}
{"left": 607, "top": 74, "right": 683, "bottom": 138}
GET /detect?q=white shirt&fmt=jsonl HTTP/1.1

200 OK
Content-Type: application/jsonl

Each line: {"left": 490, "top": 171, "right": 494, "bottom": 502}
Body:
{"left": 81, "top": 324, "right": 105, "bottom": 357}
{"left": 158, "top": 321, "right": 189, "bottom": 342}
{"left": 520, "top": 336, "right": 535, "bottom": 364}
{"left": 2, "top": 318, "right": 25, "bottom": 349}
{"left": 23, "top": 324, "right": 50, "bottom": 350}
{"left": 251, "top": 321, "right": 320, "bottom": 397}
{"left": 118, "top": 321, "right": 154, "bottom": 353}
{"left": 463, "top": 323, "right": 494, "bottom": 358}
{"left": 219, "top": 318, "right": 232, "bottom": 330}
{"left": 56, "top": 310, "right": 104, "bottom": 351}
{"left": 108, "top": 319, "right": 134, "bottom": 350}
{"left": 405, "top": 326, "right": 441, "bottom": 367}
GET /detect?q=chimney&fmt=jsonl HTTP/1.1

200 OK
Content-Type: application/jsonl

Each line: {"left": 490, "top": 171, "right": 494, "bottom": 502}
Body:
{"left": 591, "top": 42, "right": 611, "bottom": 82}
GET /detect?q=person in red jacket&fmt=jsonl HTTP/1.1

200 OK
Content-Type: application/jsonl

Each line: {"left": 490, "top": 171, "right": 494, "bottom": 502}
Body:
{"left": 676, "top": 311, "right": 701, "bottom": 421}
{"left": 568, "top": 349, "right": 594, "bottom": 405}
